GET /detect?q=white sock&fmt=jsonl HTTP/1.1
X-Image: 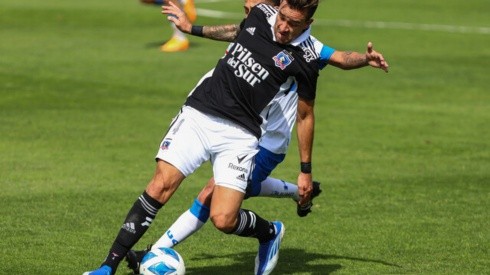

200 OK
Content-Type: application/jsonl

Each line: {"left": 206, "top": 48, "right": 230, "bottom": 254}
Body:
{"left": 153, "top": 199, "right": 209, "bottom": 248}
{"left": 153, "top": 210, "right": 204, "bottom": 248}
{"left": 170, "top": 23, "right": 186, "bottom": 41}
{"left": 258, "top": 177, "right": 300, "bottom": 201}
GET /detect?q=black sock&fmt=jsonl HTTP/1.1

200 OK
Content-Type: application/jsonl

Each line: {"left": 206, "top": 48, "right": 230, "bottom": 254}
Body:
{"left": 233, "top": 209, "right": 275, "bottom": 243}
{"left": 102, "top": 191, "right": 163, "bottom": 273}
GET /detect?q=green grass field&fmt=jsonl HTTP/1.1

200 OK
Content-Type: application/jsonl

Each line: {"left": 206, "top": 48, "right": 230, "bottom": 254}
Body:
{"left": 1, "top": 0, "right": 489, "bottom": 274}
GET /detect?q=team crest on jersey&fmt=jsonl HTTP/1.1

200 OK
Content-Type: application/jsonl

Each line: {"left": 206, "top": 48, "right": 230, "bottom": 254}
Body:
{"left": 160, "top": 139, "right": 171, "bottom": 150}
{"left": 273, "top": 50, "right": 294, "bottom": 70}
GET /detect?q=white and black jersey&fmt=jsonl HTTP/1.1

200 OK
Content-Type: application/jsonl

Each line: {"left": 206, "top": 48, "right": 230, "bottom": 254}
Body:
{"left": 185, "top": 4, "right": 320, "bottom": 139}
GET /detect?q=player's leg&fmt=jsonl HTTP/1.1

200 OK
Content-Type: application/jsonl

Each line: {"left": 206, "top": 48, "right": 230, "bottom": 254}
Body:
{"left": 154, "top": 179, "right": 213, "bottom": 248}
{"left": 138, "top": 0, "right": 193, "bottom": 52}
{"left": 84, "top": 107, "right": 209, "bottom": 275}
{"left": 160, "top": 0, "right": 191, "bottom": 52}
{"left": 245, "top": 146, "right": 285, "bottom": 197}
{"left": 211, "top": 141, "right": 284, "bottom": 275}
{"left": 254, "top": 176, "right": 322, "bottom": 216}
{"left": 211, "top": 185, "right": 284, "bottom": 275}
{"left": 83, "top": 161, "right": 185, "bottom": 275}
{"left": 245, "top": 146, "right": 322, "bottom": 217}
{"left": 180, "top": 0, "right": 197, "bottom": 23}
{"left": 125, "top": 178, "right": 214, "bottom": 273}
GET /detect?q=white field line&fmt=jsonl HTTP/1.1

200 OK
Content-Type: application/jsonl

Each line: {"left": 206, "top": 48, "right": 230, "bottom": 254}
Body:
{"left": 195, "top": 8, "right": 490, "bottom": 35}
{"left": 196, "top": 8, "right": 242, "bottom": 19}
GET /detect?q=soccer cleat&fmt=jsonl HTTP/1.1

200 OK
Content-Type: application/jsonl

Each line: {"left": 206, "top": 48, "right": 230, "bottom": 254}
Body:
{"left": 160, "top": 36, "right": 189, "bottom": 52}
{"left": 182, "top": 0, "right": 197, "bottom": 23}
{"left": 297, "top": 181, "right": 322, "bottom": 217}
{"left": 125, "top": 245, "right": 152, "bottom": 274}
{"left": 255, "top": 221, "right": 285, "bottom": 275}
{"left": 82, "top": 265, "right": 112, "bottom": 275}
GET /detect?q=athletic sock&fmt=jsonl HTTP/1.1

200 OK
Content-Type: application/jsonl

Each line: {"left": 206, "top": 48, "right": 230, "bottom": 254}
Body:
{"left": 258, "top": 177, "right": 299, "bottom": 201}
{"left": 170, "top": 23, "right": 187, "bottom": 41}
{"left": 233, "top": 209, "right": 275, "bottom": 243}
{"left": 101, "top": 191, "right": 163, "bottom": 272}
{"left": 153, "top": 198, "right": 209, "bottom": 248}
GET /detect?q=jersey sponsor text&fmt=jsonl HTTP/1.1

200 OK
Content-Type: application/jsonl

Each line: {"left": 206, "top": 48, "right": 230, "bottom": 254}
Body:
{"left": 227, "top": 42, "right": 270, "bottom": 87}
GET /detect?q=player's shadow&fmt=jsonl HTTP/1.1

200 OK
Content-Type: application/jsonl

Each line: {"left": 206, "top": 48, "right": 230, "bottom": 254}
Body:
{"left": 184, "top": 248, "right": 402, "bottom": 274}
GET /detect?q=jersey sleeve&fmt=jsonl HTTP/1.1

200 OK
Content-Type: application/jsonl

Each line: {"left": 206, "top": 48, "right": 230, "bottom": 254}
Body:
{"left": 310, "top": 35, "right": 335, "bottom": 70}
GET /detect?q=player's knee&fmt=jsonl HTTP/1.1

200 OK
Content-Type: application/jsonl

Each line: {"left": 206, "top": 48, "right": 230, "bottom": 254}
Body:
{"left": 210, "top": 213, "right": 236, "bottom": 233}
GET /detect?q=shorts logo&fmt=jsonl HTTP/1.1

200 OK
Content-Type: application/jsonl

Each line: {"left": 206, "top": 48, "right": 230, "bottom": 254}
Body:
{"left": 228, "top": 163, "right": 249, "bottom": 173}
{"left": 236, "top": 173, "right": 247, "bottom": 182}
{"left": 171, "top": 118, "right": 184, "bottom": 135}
{"left": 273, "top": 50, "right": 294, "bottom": 70}
{"left": 160, "top": 140, "right": 171, "bottom": 150}
{"left": 237, "top": 154, "right": 248, "bottom": 164}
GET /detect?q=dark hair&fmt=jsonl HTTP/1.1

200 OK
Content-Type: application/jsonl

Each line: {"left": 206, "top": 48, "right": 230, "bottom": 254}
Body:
{"left": 285, "top": 0, "right": 318, "bottom": 19}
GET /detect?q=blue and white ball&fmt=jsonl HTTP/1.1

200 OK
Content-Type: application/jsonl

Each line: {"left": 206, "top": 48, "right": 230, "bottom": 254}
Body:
{"left": 140, "top": 247, "right": 185, "bottom": 275}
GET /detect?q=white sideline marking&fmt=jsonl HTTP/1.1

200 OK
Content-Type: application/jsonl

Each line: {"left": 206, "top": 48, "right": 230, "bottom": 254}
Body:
{"left": 195, "top": 8, "right": 490, "bottom": 35}
{"left": 196, "top": 8, "right": 242, "bottom": 19}
{"left": 315, "top": 19, "right": 490, "bottom": 35}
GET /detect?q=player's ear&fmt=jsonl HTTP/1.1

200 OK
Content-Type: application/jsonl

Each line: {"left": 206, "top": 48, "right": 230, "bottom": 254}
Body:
{"left": 303, "top": 18, "right": 313, "bottom": 31}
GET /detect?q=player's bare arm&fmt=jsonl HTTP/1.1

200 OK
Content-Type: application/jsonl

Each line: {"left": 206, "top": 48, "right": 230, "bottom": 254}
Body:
{"left": 162, "top": 1, "right": 240, "bottom": 42}
{"left": 296, "top": 97, "right": 315, "bottom": 206}
{"left": 202, "top": 24, "right": 240, "bottom": 42}
{"left": 328, "top": 42, "right": 389, "bottom": 72}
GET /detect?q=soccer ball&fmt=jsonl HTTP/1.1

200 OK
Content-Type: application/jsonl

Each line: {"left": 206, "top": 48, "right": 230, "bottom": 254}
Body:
{"left": 139, "top": 247, "right": 186, "bottom": 275}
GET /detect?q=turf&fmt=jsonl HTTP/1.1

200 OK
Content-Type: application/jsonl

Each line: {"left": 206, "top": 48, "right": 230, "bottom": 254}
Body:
{"left": 0, "top": 0, "right": 489, "bottom": 274}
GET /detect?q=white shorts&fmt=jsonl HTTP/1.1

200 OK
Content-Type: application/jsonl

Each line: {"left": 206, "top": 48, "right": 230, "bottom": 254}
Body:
{"left": 156, "top": 105, "right": 259, "bottom": 193}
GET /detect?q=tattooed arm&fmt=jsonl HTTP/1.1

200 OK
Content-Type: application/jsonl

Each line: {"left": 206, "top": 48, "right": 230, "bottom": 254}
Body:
{"left": 202, "top": 24, "right": 241, "bottom": 42}
{"left": 329, "top": 42, "right": 389, "bottom": 72}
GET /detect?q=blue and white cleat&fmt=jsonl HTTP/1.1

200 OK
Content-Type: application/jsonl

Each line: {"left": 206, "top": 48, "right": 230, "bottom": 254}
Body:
{"left": 255, "top": 221, "right": 285, "bottom": 275}
{"left": 82, "top": 265, "right": 112, "bottom": 275}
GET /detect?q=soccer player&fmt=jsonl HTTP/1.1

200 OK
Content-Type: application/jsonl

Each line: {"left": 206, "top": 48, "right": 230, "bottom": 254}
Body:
{"left": 158, "top": 0, "right": 321, "bottom": 216}
{"left": 139, "top": 0, "right": 197, "bottom": 52}
{"left": 124, "top": 1, "right": 389, "bottom": 273}
{"left": 84, "top": 1, "right": 323, "bottom": 274}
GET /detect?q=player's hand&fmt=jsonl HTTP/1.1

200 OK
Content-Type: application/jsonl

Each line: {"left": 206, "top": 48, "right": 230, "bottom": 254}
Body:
{"left": 297, "top": 172, "right": 313, "bottom": 206}
{"left": 366, "top": 42, "right": 389, "bottom": 73}
{"left": 161, "top": 1, "right": 192, "bottom": 34}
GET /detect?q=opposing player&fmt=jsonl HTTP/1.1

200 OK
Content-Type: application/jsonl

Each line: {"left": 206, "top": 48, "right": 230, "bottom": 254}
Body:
{"left": 140, "top": 0, "right": 197, "bottom": 52}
